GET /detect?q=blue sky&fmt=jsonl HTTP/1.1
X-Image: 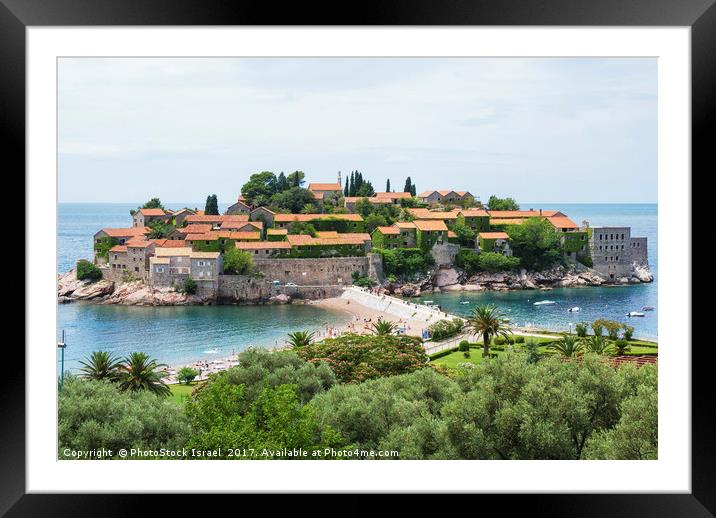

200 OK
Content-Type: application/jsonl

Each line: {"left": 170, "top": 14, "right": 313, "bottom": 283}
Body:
{"left": 58, "top": 57, "right": 657, "bottom": 204}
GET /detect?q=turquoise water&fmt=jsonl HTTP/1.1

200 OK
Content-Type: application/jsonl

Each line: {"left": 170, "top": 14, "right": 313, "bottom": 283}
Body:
{"left": 57, "top": 202, "right": 657, "bottom": 371}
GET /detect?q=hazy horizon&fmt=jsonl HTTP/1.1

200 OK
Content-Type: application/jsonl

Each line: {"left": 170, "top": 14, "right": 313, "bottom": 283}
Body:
{"left": 58, "top": 57, "right": 657, "bottom": 204}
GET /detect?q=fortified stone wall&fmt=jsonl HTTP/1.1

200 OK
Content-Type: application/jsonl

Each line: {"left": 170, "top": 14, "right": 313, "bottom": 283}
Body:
{"left": 629, "top": 237, "right": 648, "bottom": 265}
{"left": 430, "top": 243, "right": 460, "bottom": 267}
{"left": 217, "top": 275, "right": 342, "bottom": 302}
{"left": 252, "top": 257, "right": 371, "bottom": 285}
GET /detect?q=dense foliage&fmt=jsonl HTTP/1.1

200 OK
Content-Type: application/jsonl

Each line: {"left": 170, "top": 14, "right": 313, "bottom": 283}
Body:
{"left": 76, "top": 259, "right": 102, "bottom": 281}
{"left": 58, "top": 377, "right": 191, "bottom": 459}
{"left": 456, "top": 249, "right": 520, "bottom": 274}
{"left": 204, "top": 194, "right": 219, "bottom": 215}
{"left": 146, "top": 219, "right": 174, "bottom": 239}
{"left": 181, "top": 277, "right": 198, "bottom": 295}
{"left": 487, "top": 195, "right": 519, "bottom": 211}
{"left": 294, "top": 334, "right": 428, "bottom": 383}
{"left": 223, "top": 248, "right": 255, "bottom": 275}
{"left": 129, "top": 197, "right": 164, "bottom": 216}
{"left": 427, "top": 318, "right": 465, "bottom": 341}
{"left": 505, "top": 217, "right": 563, "bottom": 270}
{"left": 378, "top": 248, "right": 434, "bottom": 278}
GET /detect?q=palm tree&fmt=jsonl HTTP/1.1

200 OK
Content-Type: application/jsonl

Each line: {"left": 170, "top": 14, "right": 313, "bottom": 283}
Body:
{"left": 78, "top": 351, "right": 122, "bottom": 382}
{"left": 287, "top": 330, "right": 315, "bottom": 348}
{"left": 583, "top": 335, "right": 613, "bottom": 355}
{"left": 371, "top": 318, "right": 397, "bottom": 336}
{"left": 116, "top": 352, "right": 171, "bottom": 397}
{"left": 548, "top": 335, "right": 584, "bottom": 357}
{"left": 465, "top": 305, "right": 511, "bottom": 358}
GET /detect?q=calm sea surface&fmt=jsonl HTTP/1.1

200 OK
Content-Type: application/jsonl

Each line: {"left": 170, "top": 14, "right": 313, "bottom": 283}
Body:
{"left": 57, "top": 202, "right": 657, "bottom": 371}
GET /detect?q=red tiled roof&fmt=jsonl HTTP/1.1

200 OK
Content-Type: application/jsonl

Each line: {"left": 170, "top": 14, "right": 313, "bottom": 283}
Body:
{"left": 109, "top": 245, "right": 127, "bottom": 252}
{"left": 153, "top": 239, "right": 188, "bottom": 248}
{"left": 273, "top": 213, "right": 363, "bottom": 223}
{"left": 185, "top": 233, "right": 219, "bottom": 241}
{"left": 375, "top": 226, "right": 400, "bottom": 235}
{"left": 489, "top": 218, "right": 524, "bottom": 226}
{"left": 180, "top": 224, "right": 213, "bottom": 234}
{"left": 267, "top": 228, "right": 288, "bottom": 235}
{"left": 98, "top": 227, "right": 150, "bottom": 238}
{"left": 479, "top": 231, "right": 509, "bottom": 240}
{"left": 547, "top": 216, "right": 579, "bottom": 229}
{"left": 287, "top": 233, "right": 371, "bottom": 246}
{"left": 308, "top": 183, "right": 342, "bottom": 191}
{"left": 413, "top": 220, "right": 448, "bottom": 231}
{"left": 408, "top": 208, "right": 460, "bottom": 220}
{"left": 488, "top": 210, "right": 560, "bottom": 218}
{"left": 373, "top": 191, "right": 413, "bottom": 199}
{"left": 185, "top": 214, "right": 249, "bottom": 224}
{"left": 394, "top": 221, "right": 417, "bottom": 229}
{"left": 459, "top": 208, "right": 489, "bottom": 217}
{"left": 138, "top": 208, "right": 166, "bottom": 216}
{"left": 236, "top": 241, "right": 292, "bottom": 250}
{"left": 220, "top": 221, "right": 262, "bottom": 231}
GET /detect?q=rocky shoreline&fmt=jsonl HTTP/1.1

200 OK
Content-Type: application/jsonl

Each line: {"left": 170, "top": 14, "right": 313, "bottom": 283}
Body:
{"left": 58, "top": 261, "right": 653, "bottom": 306}
{"left": 385, "top": 262, "right": 653, "bottom": 298}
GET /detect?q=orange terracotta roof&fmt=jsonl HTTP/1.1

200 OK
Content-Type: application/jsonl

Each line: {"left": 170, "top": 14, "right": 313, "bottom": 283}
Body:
{"left": 226, "top": 231, "right": 261, "bottom": 240}
{"left": 488, "top": 210, "right": 560, "bottom": 218}
{"left": 153, "top": 239, "right": 188, "bottom": 248}
{"left": 437, "top": 190, "right": 457, "bottom": 196}
{"left": 180, "top": 224, "right": 213, "bottom": 234}
{"left": 220, "top": 221, "right": 263, "bottom": 231}
{"left": 287, "top": 233, "right": 371, "bottom": 246}
{"left": 447, "top": 230, "right": 457, "bottom": 238}
{"left": 267, "top": 228, "right": 288, "bottom": 235}
{"left": 98, "top": 227, "right": 150, "bottom": 238}
{"left": 185, "top": 214, "right": 249, "bottom": 224}
{"left": 413, "top": 220, "right": 448, "bottom": 231}
{"left": 479, "top": 231, "right": 509, "bottom": 240}
{"left": 375, "top": 226, "right": 400, "bottom": 235}
{"left": 547, "top": 216, "right": 579, "bottom": 229}
{"left": 126, "top": 238, "right": 154, "bottom": 248}
{"left": 109, "top": 245, "right": 127, "bottom": 252}
{"left": 489, "top": 218, "right": 524, "bottom": 226}
{"left": 394, "top": 221, "right": 417, "bottom": 229}
{"left": 273, "top": 213, "right": 363, "bottom": 223}
{"left": 418, "top": 190, "right": 437, "bottom": 198}
{"left": 316, "top": 231, "right": 340, "bottom": 238}
{"left": 138, "top": 208, "right": 166, "bottom": 216}
{"left": 408, "top": 208, "right": 459, "bottom": 220}
{"left": 459, "top": 208, "right": 489, "bottom": 217}
{"left": 308, "top": 183, "right": 342, "bottom": 191}
{"left": 236, "top": 241, "right": 292, "bottom": 250}
{"left": 251, "top": 206, "right": 275, "bottom": 215}
{"left": 373, "top": 191, "right": 412, "bottom": 199}
{"left": 185, "top": 233, "right": 220, "bottom": 241}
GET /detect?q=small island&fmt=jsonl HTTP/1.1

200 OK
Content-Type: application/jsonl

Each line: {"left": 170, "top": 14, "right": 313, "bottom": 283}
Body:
{"left": 58, "top": 171, "right": 652, "bottom": 306}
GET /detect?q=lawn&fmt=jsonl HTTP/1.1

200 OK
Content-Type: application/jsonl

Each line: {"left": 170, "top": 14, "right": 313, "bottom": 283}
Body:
{"left": 169, "top": 382, "right": 199, "bottom": 405}
{"left": 430, "top": 336, "right": 658, "bottom": 370}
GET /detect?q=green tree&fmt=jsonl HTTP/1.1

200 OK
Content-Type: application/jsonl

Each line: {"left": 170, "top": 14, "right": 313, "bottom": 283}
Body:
{"left": 223, "top": 247, "right": 255, "bottom": 275}
{"left": 507, "top": 217, "right": 563, "bottom": 270}
{"left": 177, "top": 366, "right": 199, "bottom": 385}
{"left": 241, "top": 171, "right": 277, "bottom": 205}
{"left": 272, "top": 187, "right": 315, "bottom": 214}
{"left": 575, "top": 322, "right": 589, "bottom": 337}
{"left": 583, "top": 335, "right": 612, "bottom": 355}
{"left": 276, "top": 172, "right": 290, "bottom": 192}
{"left": 356, "top": 181, "right": 375, "bottom": 197}
{"left": 117, "top": 352, "right": 171, "bottom": 397}
{"left": 403, "top": 177, "right": 412, "bottom": 195}
{"left": 287, "top": 171, "right": 306, "bottom": 188}
{"left": 344, "top": 176, "right": 349, "bottom": 196}
{"left": 76, "top": 260, "right": 102, "bottom": 281}
{"left": 181, "top": 277, "right": 198, "bottom": 295}
{"left": 288, "top": 222, "right": 317, "bottom": 236}
{"left": 386, "top": 179, "right": 391, "bottom": 192}
{"left": 287, "top": 330, "right": 315, "bottom": 348}
{"left": 465, "top": 305, "right": 511, "bottom": 358}
{"left": 130, "top": 197, "right": 164, "bottom": 216}
{"left": 204, "top": 194, "right": 219, "bottom": 215}
{"left": 549, "top": 335, "right": 584, "bottom": 357}
{"left": 371, "top": 318, "right": 397, "bottom": 336}
{"left": 364, "top": 213, "right": 388, "bottom": 234}
{"left": 146, "top": 219, "right": 174, "bottom": 239}
{"left": 58, "top": 378, "right": 190, "bottom": 459}
{"left": 78, "top": 351, "right": 122, "bottom": 382}
{"left": 487, "top": 195, "right": 519, "bottom": 211}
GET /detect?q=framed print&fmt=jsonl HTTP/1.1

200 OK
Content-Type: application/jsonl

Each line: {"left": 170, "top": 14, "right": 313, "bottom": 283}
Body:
{"left": 5, "top": 0, "right": 710, "bottom": 513}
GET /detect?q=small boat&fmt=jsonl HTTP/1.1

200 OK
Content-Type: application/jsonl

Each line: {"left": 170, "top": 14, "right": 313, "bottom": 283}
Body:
{"left": 459, "top": 301, "right": 470, "bottom": 305}
{"left": 626, "top": 311, "right": 645, "bottom": 317}
{"left": 642, "top": 306, "right": 655, "bottom": 311}
{"left": 423, "top": 300, "right": 434, "bottom": 305}
{"left": 203, "top": 348, "right": 220, "bottom": 354}
{"left": 568, "top": 307, "right": 581, "bottom": 312}
{"left": 533, "top": 300, "right": 556, "bottom": 306}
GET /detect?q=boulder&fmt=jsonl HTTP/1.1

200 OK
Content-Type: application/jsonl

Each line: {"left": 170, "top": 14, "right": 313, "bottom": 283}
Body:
{"left": 632, "top": 263, "right": 654, "bottom": 283}
{"left": 269, "top": 294, "right": 291, "bottom": 304}
{"left": 434, "top": 268, "right": 460, "bottom": 287}
{"left": 70, "top": 280, "right": 114, "bottom": 300}
{"left": 399, "top": 284, "right": 421, "bottom": 297}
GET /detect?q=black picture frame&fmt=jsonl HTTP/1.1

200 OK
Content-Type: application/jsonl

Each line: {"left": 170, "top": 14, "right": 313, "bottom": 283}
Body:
{"left": 5, "top": 0, "right": 708, "bottom": 513}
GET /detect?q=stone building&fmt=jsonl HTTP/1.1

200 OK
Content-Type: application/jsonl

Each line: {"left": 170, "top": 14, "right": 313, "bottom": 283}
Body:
{"left": 417, "top": 190, "right": 474, "bottom": 205}
{"left": 250, "top": 206, "right": 275, "bottom": 228}
{"left": 226, "top": 198, "right": 252, "bottom": 215}
{"left": 132, "top": 208, "right": 167, "bottom": 228}
{"left": 588, "top": 226, "right": 648, "bottom": 280}
{"left": 477, "top": 231, "right": 513, "bottom": 256}
{"left": 148, "top": 248, "right": 222, "bottom": 295}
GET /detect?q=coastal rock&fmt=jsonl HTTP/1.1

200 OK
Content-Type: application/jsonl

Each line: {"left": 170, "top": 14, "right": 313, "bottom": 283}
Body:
{"left": 103, "top": 282, "right": 205, "bottom": 306}
{"left": 435, "top": 268, "right": 460, "bottom": 288}
{"left": 632, "top": 263, "right": 653, "bottom": 283}
{"left": 397, "top": 284, "right": 421, "bottom": 297}
{"left": 461, "top": 284, "right": 484, "bottom": 291}
{"left": 269, "top": 294, "right": 291, "bottom": 304}
{"left": 442, "top": 284, "right": 465, "bottom": 292}
{"left": 70, "top": 279, "right": 115, "bottom": 300}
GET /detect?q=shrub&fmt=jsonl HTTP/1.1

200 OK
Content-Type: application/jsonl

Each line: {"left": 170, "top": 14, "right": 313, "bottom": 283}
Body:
{"left": 463, "top": 351, "right": 471, "bottom": 358}
{"left": 223, "top": 247, "right": 255, "bottom": 275}
{"left": 352, "top": 271, "right": 375, "bottom": 288}
{"left": 476, "top": 252, "right": 521, "bottom": 273}
{"left": 592, "top": 321, "right": 604, "bottom": 337}
{"left": 181, "top": 277, "right": 198, "bottom": 295}
{"left": 378, "top": 248, "right": 434, "bottom": 278}
{"left": 177, "top": 367, "right": 199, "bottom": 385}
{"left": 575, "top": 322, "right": 589, "bottom": 337}
{"left": 428, "top": 318, "right": 465, "bottom": 341}
{"left": 515, "top": 336, "right": 525, "bottom": 344}
{"left": 614, "top": 339, "right": 630, "bottom": 355}
{"left": 458, "top": 340, "right": 470, "bottom": 352}
{"left": 294, "top": 334, "right": 427, "bottom": 384}
{"left": 577, "top": 253, "right": 593, "bottom": 268}
{"left": 494, "top": 336, "right": 506, "bottom": 346}
{"left": 622, "top": 325, "right": 635, "bottom": 341}
{"left": 76, "top": 260, "right": 102, "bottom": 282}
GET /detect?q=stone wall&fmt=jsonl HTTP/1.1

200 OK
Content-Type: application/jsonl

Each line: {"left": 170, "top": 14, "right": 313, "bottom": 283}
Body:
{"left": 217, "top": 275, "right": 342, "bottom": 303}
{"left": 629, "top": 237, "right": 648, "bottom": 265}
{"left": 430, "top": 243, "right": 460, "bottom": 267}
{"left": 252, "top": 257, "right": 371, "bottom": 286}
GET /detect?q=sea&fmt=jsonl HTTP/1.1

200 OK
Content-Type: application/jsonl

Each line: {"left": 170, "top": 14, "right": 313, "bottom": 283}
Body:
{"left": 57, "top": 202, "right": 657, "bottom": 372}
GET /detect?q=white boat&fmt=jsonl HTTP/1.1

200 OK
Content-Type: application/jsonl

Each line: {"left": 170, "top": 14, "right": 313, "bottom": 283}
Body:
{"left": 459, "top": 301, "right": 470, "bottom": 305}
{"left": 642, "top": 306, "right": 655, "bottom": 311}
{"left": 423, "top": 300, "right": 434, "bottom": 305}
{"left": 533, "top": 300, "right": 556, "bottom": 306}
{"left": 568, "top": 307, "right": 581, "bottom": 312}
{"left": 626, "top": 311, "right": 645, "bottom": 317}
{"left": 203, "top": 348, "right": 220, "bottom": 354}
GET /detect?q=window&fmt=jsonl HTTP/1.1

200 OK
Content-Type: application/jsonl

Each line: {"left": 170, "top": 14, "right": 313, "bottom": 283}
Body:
{"left": 157, "top": 267, "right": 165, "bottom": 273}
{"left": 135, "top": 267, "right": 139, "bottom": 272}
{"left": 621, "top": 233, "right": 624, "bottom": 239}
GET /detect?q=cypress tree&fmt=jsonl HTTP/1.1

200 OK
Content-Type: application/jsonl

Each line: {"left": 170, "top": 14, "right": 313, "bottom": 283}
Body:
{"left": 404, "top": 177, "right": 412, "bottom": 194}
{"left": 386, "top": 179, "right": 391, "bottom": 192}
{"left": 344, "top": 177, "right": 349, "bottom": 196}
